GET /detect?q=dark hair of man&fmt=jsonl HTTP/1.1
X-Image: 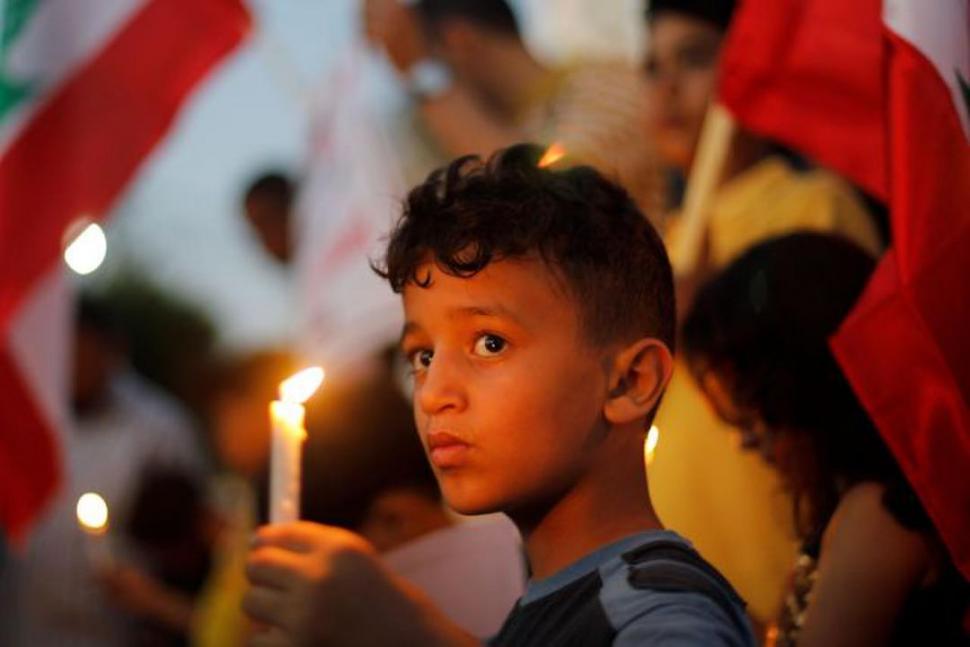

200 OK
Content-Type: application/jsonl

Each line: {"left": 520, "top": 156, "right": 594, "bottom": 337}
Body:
{"left": 417, "top": 0, "right": 520, "bottom": 37}
{"left": 682, "top": 233, "right": 929, "bottom": 540}
{"left": 374, "top": 143, "right": 676, "bottom": 356}
{"left": 646, "top": 0, "right": 736, "bottom": 32}
{"left": 243, "top": 172, "right": 294, "bottom": 208}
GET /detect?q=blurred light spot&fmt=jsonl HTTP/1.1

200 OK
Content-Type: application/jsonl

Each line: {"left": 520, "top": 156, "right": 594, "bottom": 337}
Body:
{"left": 76, "top": 492, "right": 108, "bottom": 533}
{"left": 538, "top": 142, "right": 566, "bottom": 168}
{"left": 279, "top": 366, "right": 325, "bottom": 403}
{"left": 63, "top": 222, "right": 106, "bottom": 275}
{"left": 645, "top": 425, "right": 660, "bottom": 466}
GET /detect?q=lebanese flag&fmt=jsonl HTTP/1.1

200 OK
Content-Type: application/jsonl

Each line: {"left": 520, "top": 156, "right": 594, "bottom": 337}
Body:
{"left": 0, "top": 0, "right": 250, "bottom": 541}
{"left": 719, "top": 0, "right": 970, "bottom": 578}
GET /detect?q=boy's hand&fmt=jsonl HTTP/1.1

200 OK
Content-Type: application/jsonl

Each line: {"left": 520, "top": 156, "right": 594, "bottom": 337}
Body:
{"left": 243, "top": 521, "right": 477, "bottom": 647}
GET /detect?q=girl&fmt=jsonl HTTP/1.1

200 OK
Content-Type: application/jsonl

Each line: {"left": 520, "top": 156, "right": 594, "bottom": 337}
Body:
{"left": 682, "top": 233, "right": 969, "bottom": 645}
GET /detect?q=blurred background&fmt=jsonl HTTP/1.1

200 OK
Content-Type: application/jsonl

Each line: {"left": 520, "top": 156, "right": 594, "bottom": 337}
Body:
{"left": 1, "top": 0, "right": 967, "bottom": 645}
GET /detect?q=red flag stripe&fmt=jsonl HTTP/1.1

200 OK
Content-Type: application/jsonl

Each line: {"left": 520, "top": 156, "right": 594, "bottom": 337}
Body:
{"left": 0, "top": 0, "right": 250, "bottom": 331}
{"left": 832, "top": 28, "right": 970, "bottom": 579}
{"left": 718, "top": 0, "right": 887, "bottom": 199}
{"left": 0, "top": 343, "right": 61, "bottom": 540}
{"left": 831, "top": 255, "right": 970, "bottom": 578}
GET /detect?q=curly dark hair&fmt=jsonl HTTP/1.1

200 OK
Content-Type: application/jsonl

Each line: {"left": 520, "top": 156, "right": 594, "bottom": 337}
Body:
{"left": 682, "top": 233, "right": 928, "bottom": 539}
{"left": 373, "top": 143, "right": 675, "bottom": 352}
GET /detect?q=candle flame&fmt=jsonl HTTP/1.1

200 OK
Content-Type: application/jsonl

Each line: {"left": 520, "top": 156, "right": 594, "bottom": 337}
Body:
{"left": 279, "top": 367, "right": 325, "bottom": 404}
{"left": 63, "top": 222, "right": 107, "bottom": 275}
{"left": 77, "top": 492, "right": 109, "bottom": 533}
{"left": 645, "top": 425, "right": 660, "bottom": 466}
{"left": 538, "top": 142, "right": 566, "bottom": 168}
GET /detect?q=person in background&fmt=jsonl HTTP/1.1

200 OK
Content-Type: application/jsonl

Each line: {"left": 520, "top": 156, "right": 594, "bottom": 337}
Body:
{"left": 640, "top": 0, "right": 885, "bottom": 626}
{"left": 357, "top": 480, "right": 454, "bottom": 555}
{"left": 243, "top": 172, "right": 297, "bottom": 265}
{"left": 100, "top": 466, "right": 215, "bottom": 646}
{"left": 0, "top": 295, "right": 205, "bottom": 646}
{"left": 191, "top": 350, "right": 297, "bottom": 647}
{"left": 682, "top": 233, "right": 970, "bottom": 646}
{"left": 642, "top": 0, "right": 883, "bottom": 277}
{"left": 364, "top": 0, "right": 665, "bottom": 217}
{"left": 356, "top": 459, "right": 525, "bottom": 640}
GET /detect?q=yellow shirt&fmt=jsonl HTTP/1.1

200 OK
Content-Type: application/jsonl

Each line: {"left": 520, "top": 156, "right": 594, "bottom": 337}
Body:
{"left": 651, "top": 157, "right": 882, "bottom": 623}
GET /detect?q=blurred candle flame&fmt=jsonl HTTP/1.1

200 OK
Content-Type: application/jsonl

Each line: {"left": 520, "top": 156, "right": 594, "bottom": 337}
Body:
{"left": 279, "top": 367, "right": 324, "bottom": 404}
{"left": 645, "top": 425, "right": 660, "bottom": 466}
{"left": 76, "top": 492, "right": 109, "bottom": 534}
{"left": 63, "top": 222, "right": 107, "bottom": 275}
{"left": 538, "top": 142, "right": 566, "bottom": 168}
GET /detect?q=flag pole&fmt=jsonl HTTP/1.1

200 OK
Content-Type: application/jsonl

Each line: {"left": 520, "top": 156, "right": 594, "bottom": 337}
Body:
{"left": 671, "top": 102, "right": 736, "bottom": 277}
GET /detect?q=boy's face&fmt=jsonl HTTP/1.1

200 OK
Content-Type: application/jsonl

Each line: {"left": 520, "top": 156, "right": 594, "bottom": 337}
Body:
{"left": 400, "top": 257, "right": 611, "bottom": 516}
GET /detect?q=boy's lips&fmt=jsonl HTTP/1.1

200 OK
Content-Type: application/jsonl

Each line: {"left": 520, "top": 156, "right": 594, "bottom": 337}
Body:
{"left": 427, "top": 431, "right": 471, "bottom": 469}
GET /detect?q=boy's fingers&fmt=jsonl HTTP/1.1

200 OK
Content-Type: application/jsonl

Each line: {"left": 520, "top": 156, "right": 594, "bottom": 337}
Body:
{"left": 253, "top": 521, "right": 362, "bottom": 553}
{"left": 241, "top": 586, "right": 288, "bottom": 627}
{"left": 246, "top": 625, "right": 289, "bottom": 647}
{"left": 246, "top": 546, "right": 305, "bottom": 589}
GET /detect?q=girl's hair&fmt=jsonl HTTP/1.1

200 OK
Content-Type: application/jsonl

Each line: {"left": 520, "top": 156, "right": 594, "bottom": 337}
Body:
{"left": 682, "top": 233, "right": 928, "bottom": 538}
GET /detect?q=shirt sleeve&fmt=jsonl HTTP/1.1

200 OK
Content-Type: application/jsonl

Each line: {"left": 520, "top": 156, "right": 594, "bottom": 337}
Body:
{"left": 613, "top": 593, "right": 753, "bottom": 647}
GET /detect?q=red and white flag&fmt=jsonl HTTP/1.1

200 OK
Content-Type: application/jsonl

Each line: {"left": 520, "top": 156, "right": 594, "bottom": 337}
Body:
{"left": 719, "top": 0, "right": 970, "bottom": 577}
{"left": 0, "top": 0, "right": 250, "bottom": 541}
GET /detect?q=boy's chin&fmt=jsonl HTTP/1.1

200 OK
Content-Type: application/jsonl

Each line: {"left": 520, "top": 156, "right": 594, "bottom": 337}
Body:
{"left": 440, "top": 486, "right": 504, "bottom": 517}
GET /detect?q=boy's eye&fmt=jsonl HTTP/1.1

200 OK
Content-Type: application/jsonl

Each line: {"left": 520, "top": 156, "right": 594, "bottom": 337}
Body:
{"left": 473, "top": 334, "right": 507, "bottom": 357}
{"left": 408, "top": 349, "right": 434, "bottom": 372}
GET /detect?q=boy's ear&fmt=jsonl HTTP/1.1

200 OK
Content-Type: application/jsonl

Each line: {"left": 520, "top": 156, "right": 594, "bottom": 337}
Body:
{"left": 603, "top": 338, "right": 674, "bottom": 426}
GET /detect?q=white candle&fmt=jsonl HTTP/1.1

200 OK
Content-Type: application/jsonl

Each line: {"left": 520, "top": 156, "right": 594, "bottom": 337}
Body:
{"left": 269, "top": 367, "right": 324, "bottom": 524}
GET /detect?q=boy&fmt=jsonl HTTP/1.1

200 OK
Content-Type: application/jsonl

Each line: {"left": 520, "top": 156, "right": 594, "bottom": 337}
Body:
{"left": 243, "top": 145, "right": 754, "bottom": 645}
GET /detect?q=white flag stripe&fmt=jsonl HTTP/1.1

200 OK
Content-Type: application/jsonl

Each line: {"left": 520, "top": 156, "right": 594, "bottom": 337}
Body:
{"left": 7, "top": 267, "right": 72, "bottom": 446}
{"left": 883, "top": 0, "right": 970, "bottom": 139}
{"left": 0, "top": 0, "right": 147, "bottom": 155}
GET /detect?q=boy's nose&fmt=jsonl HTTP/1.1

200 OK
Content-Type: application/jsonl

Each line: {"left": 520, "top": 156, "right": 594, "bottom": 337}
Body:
{"left": 416, "top": 353, "right": 467, "bottom": 416}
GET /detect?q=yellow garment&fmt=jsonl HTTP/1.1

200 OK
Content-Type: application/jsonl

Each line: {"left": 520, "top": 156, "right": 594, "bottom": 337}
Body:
{"left": 651, "top": 157, "right": 882, "bottom": 623}
{"left": 191, "top": 477, "right": 256, "bottom": 647}
{"left": 700, "top": 156, "right": 882, "bottom": 267}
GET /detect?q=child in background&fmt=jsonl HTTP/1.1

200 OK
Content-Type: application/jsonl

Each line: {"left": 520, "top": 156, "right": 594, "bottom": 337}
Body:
{"left": 682, "top": 233, "right": 970, "bottom": 645}
{"left": 191, "top": 351, "right": 297, "bottom": 647}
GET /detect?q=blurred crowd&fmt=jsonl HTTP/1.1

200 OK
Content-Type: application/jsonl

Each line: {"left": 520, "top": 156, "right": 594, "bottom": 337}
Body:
{"left": 1, "top": 1, "right": 966, "bottom": 646}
